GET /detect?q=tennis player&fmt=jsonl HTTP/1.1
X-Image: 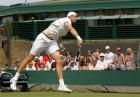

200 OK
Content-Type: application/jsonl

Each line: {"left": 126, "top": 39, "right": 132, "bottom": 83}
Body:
{"left": 10, "top": 11, "right": 83, "bottom": 92}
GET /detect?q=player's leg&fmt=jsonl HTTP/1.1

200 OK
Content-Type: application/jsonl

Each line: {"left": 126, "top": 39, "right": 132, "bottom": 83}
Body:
{"left": 17, "top": 54, "right": 35, "bottom": 73}
{"left": 10, "top": 33, "right": 46, "bottom": 90}
{"left": 51, "top": 51, "right": 72, "bottom": 92}
{"left": 51, "top": 51, "right": 63, "bottom": 80}
{"left": 10, "top": 53, "right": 35, "bottom": 90}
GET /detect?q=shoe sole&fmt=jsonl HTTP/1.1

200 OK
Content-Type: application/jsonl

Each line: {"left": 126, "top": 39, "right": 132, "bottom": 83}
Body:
{"left": 56, "top": 88, "right": 72, "bottom": 92}
{"left": 10, "top": 85, "right": 17, "bottom": 91}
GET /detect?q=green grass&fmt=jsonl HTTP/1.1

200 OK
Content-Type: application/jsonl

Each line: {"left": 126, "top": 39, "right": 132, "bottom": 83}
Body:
{"left": 0, "top": 92, "right": 140, "bottom": 97}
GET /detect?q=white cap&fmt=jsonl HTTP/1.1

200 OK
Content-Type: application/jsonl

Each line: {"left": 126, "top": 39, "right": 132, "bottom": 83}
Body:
{"left": 67, "top": 11, "right": 77, "bottom": 17}
{"left": 100, "top": 53, "right": 105, "bottom": 57}
{"left": 105, "top": 46, "right": 110, "bottom": 49}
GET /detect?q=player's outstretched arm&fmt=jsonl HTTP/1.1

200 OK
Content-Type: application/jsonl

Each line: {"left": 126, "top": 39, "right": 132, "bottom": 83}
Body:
{"left": 66, "top": 23, "right": 83, "bottom": 47}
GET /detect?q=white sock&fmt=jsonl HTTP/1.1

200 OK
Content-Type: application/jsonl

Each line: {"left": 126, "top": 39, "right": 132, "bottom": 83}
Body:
{"left": 59, "top": 79, "right": 65, "bottom": 87}
{"left": 13, "top": 72, "right": 20, "bottom": 80}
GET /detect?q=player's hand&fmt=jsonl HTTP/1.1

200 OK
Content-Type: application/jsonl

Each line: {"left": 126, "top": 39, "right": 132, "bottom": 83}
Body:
{"left": 77, "top": 40, "right": 83, "bottom": 48}
{"left": 60, "top": 47, "right": 65, "bottom": 52}
{"left": 58, "top": 43, "right": 65, "bottom": 52}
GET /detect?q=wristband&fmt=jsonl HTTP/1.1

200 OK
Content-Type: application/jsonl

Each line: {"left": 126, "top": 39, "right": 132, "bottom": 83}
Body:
{"left": 76, "top": 36, "right": 82, "bottom": 41}
{"left": 59, "top": 43, "right": 64, "bottom": 48}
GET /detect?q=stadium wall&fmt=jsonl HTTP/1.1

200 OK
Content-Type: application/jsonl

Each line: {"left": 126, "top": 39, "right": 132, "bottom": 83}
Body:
{"left": 9, "top": 70, "right": 140, "bottom": 86}
{"left": 0, "top": 39, "right": 32, "bottom": 67}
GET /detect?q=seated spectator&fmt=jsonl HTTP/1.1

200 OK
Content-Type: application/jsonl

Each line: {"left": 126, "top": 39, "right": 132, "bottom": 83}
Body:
{"left": 44, "top": 61, "right": 51, "bottom": 70}
{"left": 104, "top": 46, "right": 114, "bottom": 64}
{"left": 63, "top": 57, "right": 69, "bottom": 70}
{"left": 87, "top": 56, "right": 97, "bottom": 70}
{"left": 65, "top": 51, "right": 73, "bottom": 66}
{"left": 26, "top": 61, "right": 36, "bottom": 70}
{"left": 34, "top": 55, "right": 40, "bottom": 70}
{"left": 38, "top": 63, "right": 46, "bottom": 70}
{"left": 44, "top": 56, "right": 52, "bottom": 70}
{"left": 76, "top": 51, "right": 87, "bottom": 70}
{"left": 67, "top": 58, "right": 79, "bottom": 70}
{"left": 43, "top": 54, "right": 49, "bottom": 64}
{"left": 81, "top": 58, "right": 88, "bottom": 70}
{"left": 125, "top": 48, "right": 135, "bottom": 70}
{"left": 87, "top": 49, "right": 92, "bottom": 57}
{"left": 66, "top": 51, "right": 72, "bottom": 60}
{"left": 14, "top": 61, "right": 20, "bottom": 70}
{"left": 112, "top": 48, "right": 125, "bottom": 70}
{"left": 61, "top": 54, "right": 67, "bottom": 66}
{"left": 43, "top": 54, "right": 51, "bottom": 70}
{"left": 95, "top": 53, "right": 109, "bottom": 70}
{"left": 37, "top": 56, "right": 46, "bottom": 70}
{"left": 93, "top": 48, "right": 100, "bottom": 60}
{"left": 50, "top": 60, "right": 56, "bottom": 71}
{"left": 86, "top": 49, "right": 97, "bottom": 61}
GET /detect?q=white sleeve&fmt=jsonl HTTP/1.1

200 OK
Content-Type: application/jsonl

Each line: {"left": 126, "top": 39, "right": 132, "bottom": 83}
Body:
{"left": 64, "top": 18, "right": 72, "bottom": 25}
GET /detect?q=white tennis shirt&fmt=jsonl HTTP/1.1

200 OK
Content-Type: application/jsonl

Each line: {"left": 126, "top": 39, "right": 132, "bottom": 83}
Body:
{"left": 49, "top": 17, "right": 72, "bottom": 39}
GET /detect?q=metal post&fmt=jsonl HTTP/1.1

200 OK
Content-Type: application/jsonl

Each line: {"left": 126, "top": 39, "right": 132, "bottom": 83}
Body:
{"left": 33, "top": 20, "right": 37, "bottom": 40}
{"left": 3, "top": 21, "right": 12, "bottom": 70}
{"left": 112, "top": 25, "right": 117, "bottom": 39}
{"left": 138, "top": 41, "right": 140, "bottom": 70}
{"left": 85, "top": 20, "right": 89, "bottom": 40}
{"left": 6, "top": 29, "right": 11, "bottom": 69}
{"left": 25, "top": 0, "right": 27, "bottom": 5}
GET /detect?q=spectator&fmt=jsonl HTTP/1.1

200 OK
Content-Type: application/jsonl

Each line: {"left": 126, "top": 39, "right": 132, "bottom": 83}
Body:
{"left": 26, "top": 61, "right": 36, "bottom": 70}
{"left": 44, "top": 56, "right": 52, "bottom": 70}
{"left": 14, "top": 61, "right": 20, "bottom": 70}
{"left": 82, "top": 58, "right": 88, "bottom": 70}
{"left": 95, "top": 53, "right": 109, "bottom": 70}
{"left": 63, "top": 56, "right": 69, "bottom": 70}
{"left": 43, "top": 54, "right": 51, "bottom": 70}
{"left": 67, "top": 58, "right": 78, "bottom": 70}
{"left": 76, "top": 51, "right": 87, "bottom": 70}
{"left": 37, "top": 56, "right": 46, "bottom": 70}
{"left": 34, "top": 55, "right": 40, "bottom": 70}
{"left": 61, "top": 54, "right": 67, "bottom": 68}
{"left": 104, "top": 46, "right": 114, "bottom": 64}
{"left": 65, "top": 51, "right": 73, "bottom": 65}
{"left": 125, "top": 48, "right": 135, "bottom": 70}
{"left": 87, "top": 56, "right": 97, "bottom": 70}
{"left": 50, "top": 60, "right": 56, "bottom": 71}
{"left": 46, "top": 61, "right": 52, "bottom": 70}
{"left": 86, "top": 49, "right": 97, "bottom": 61}
{"left": 87, "top": 50, "right": 92, "bottom": 57}
{"left": 63, "top": 64, "right": 69, "bottom": 70}
{"left": 43, "top": 54, "right": 49, "bottom": 64}
{"left": 66, "top": 51, "right": 72, "bottom": 59}
{"left": 112, "top": 48, "right": 125, "bottom": 70}
{"left": 93, "top": 48, "right": 100, "bottom": 60}
{"left": 38, "top": 63, "right": 46, "bottom": 70}
{"left": 86, "top": 49, "right": 96, "bottom": 70}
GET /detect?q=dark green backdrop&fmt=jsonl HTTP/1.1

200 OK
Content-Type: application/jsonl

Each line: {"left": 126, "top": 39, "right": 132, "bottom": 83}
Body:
{"left": 9, "top": 70, "right": 140, "bottom": 86}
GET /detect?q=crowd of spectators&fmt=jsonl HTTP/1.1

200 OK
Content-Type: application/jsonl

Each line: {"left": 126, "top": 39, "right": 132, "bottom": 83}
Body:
{"left": 14, "top": 46, "right": 136, "bottom": 71}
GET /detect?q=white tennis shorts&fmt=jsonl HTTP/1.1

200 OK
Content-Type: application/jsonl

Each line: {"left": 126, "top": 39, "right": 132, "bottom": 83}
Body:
{"left": 30, "top": 33, "right": 59, "bottom": 56}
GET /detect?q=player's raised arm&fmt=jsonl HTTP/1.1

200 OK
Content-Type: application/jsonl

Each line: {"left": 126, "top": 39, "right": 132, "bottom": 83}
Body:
{"left": 66, "top": 23, "right": 83, "bottom": 47}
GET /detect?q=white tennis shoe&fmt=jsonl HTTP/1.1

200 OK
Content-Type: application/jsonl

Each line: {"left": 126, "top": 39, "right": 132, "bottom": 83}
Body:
{"left": 10, "top": 78, "right": 17, "bottom": 91}
{"left": 57, "top": 85, "right": 72, "bottom": 92}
